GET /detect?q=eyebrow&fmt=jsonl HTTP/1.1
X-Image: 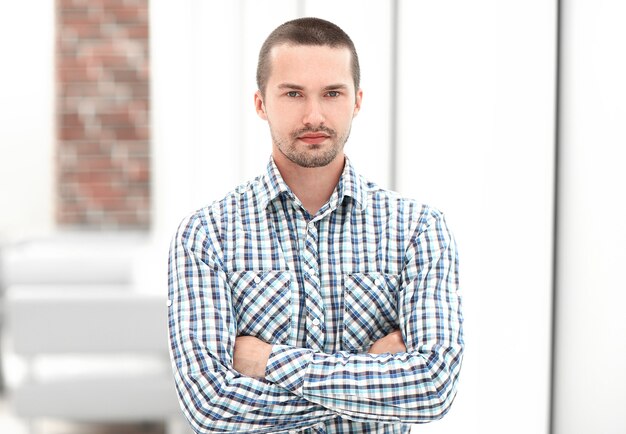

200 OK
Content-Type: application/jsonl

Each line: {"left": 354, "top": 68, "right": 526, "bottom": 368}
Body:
{"left": 277, "top": 83, "right": 304, "bottom": 90}
{"left": 323, "top": 84, "right": 349, "bottom": 91}
{"left": 277, "top": 83, "right": 349, "bottom": 91}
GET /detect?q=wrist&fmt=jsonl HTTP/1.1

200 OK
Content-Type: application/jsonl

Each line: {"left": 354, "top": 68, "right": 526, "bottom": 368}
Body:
{"left": 265, "top": 345, "right": 314, "bottom": 394}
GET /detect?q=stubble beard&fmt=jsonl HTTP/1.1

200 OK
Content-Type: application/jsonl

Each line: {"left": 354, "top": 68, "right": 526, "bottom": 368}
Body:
{"left": 271, "top": 125, "right": 351, "bottom": 168}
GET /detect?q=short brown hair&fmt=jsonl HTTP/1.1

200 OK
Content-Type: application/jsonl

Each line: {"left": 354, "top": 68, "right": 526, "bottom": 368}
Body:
{"left": 256, "top": 17, "right": 360, "bottom": 96}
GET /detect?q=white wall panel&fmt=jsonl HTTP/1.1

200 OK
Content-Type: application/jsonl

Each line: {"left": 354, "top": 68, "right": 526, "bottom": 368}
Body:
{"left": 554, "top": 1, "right": 626, "bottom": 433}
{"left": 151, "top": 1, "right": 243, "bottom": 235}
{"left": 0, "top": 1, "right": 55, "bottom": 240}
{"left": 396, "top": 1, "right": 556, "bottom": 433}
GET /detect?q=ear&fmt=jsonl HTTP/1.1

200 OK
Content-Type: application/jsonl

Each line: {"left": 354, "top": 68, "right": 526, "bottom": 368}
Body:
{"left": 352, "top": 88, "right": 363, "bottom": 118}
{"left": 254, "top": 90, "right": 268, "bottom": 120}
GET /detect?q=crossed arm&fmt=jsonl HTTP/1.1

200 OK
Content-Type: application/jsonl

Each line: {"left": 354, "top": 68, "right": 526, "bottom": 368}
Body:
{"left": 234, "top": 330, "right": 407, "bottom": 379}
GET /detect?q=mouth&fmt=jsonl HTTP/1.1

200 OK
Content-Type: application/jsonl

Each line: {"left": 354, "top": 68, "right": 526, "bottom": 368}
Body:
{"left": 297, "top": 133, "right": 330, "bottom": 145}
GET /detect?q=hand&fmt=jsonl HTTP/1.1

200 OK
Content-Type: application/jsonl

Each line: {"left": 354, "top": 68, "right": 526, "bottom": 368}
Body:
{"left": 233, "top": 336, "right": 272, "bottom": 379}
{"left": 368, "top": 330, "right": 407, "bottom": 354}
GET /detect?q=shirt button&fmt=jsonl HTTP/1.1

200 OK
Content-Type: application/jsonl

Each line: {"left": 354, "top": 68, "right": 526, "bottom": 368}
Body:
{"left": 254, "top": 276, "right": 261, "bottom": 284}
{"left": 312, "top": 318, "right": 321, "bottom": 327}
{"left": 167, "top": 299, "right": 172, "bottom": 307}
{"left": 374, "top": 278, "right": 382, "bottom": 286}
{"left": 308, "top": 222, "right": 315, "bottom": 230}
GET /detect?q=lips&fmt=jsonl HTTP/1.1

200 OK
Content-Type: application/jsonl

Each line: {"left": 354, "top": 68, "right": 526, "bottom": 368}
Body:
{"left": 298, "top": 133, "right": 330, "bottom": 145}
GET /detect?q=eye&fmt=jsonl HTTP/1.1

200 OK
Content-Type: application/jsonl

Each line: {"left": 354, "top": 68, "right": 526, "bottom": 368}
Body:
{"left": 326, "top": 90, "right": 341, "bottom": 97}
{"left": 286, "top": 91, "right": 301, "bottom": 97}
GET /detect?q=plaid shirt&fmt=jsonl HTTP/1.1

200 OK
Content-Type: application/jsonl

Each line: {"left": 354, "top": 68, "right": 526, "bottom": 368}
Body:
{"left": 168, "top": 157, "right": 464, "bottom": 433}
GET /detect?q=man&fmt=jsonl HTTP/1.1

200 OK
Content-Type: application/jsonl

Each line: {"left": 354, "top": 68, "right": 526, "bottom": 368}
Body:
{"left": 168, "top": 17, "right": 463, "bottom": 434}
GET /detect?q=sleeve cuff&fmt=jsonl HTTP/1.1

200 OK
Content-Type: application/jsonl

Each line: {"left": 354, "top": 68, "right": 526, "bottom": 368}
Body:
{"left": 265, "top": 344, "right": 314, "bottom": 395}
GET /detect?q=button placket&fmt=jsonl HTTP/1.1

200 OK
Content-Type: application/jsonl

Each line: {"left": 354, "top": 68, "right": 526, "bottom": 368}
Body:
{"left": 301, "top": 219, "right": 324, "bottom": 351}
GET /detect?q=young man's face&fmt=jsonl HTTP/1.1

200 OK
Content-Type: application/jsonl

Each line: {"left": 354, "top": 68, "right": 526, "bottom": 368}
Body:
{"left": 255, "top": 44, "right": 362, "bottom": 168}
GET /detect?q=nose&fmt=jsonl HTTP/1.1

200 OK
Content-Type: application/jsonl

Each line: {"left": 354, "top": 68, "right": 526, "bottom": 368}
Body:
{"left": 302, "top": 97, "right": 325, "bottom": 126}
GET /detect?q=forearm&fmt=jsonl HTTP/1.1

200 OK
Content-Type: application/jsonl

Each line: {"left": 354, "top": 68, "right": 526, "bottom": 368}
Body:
{"left": 173, "top": 371, "right": 331, "bottom": 433}
{"left": 264, "top": 343, "right": 463, "bottom": 424}
{"left": 171, "top": 320, "right": 335, "bottom": 433}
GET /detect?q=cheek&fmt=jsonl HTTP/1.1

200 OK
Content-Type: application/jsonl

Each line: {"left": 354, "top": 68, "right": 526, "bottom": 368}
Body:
{"left": 269, "top": 114, "right": 294, "bottom": 132}
{"left": 267, "top": 103, "right": 296, "bottom": 122}
{"left": 267, "top": 112, "right": 295, "bottom": 136}
{"left": 333, "top": 109, "right": 357, "bottom": 126}
{"left": 327, "top": 101, "right": 358, "bottom": 120}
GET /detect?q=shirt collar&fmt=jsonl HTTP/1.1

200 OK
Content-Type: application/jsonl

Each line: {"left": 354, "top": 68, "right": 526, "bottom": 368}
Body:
{"left": 335, "top": 156, "right": 368, "bottom": 211}
{"left": 260, "top": 156, "right": 368, "bottom": 212}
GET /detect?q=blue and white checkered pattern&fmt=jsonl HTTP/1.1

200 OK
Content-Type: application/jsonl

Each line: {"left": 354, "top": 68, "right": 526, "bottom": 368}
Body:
{"left": 168, "top": 157, "right": 464, "bottom": 433}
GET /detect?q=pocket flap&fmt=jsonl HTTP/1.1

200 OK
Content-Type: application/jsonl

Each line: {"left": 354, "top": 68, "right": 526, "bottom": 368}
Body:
{"left": 228, "top": 270, "right": 292, "bottom": 344}
{"left": 343, "top": 273, "right": 400, "bottom": 352}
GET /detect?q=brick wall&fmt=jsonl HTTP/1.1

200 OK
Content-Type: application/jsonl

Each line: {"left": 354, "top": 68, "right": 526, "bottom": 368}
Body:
{"left": 56, "top": 0, "right": 150, "bottom": 229}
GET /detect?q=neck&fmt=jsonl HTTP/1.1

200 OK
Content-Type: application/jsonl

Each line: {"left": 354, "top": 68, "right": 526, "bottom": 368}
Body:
{"left": 272, "top": 151, "right": 345, "bottom": 216}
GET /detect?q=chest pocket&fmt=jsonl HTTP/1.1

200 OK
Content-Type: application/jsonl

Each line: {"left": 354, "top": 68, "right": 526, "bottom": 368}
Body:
{"left": 342, "top": 273, "right": 400, "bottom": 352}
{"left": 229, "top": 270, "right": 292, "bottom": 345}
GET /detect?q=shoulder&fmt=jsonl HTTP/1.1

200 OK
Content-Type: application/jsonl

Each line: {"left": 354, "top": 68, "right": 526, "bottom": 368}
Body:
{"left": 174, "top": 174, "right": 268, "bottom": 239}
{"left": 361, "top": 176, "right": 445, "bottom": 233}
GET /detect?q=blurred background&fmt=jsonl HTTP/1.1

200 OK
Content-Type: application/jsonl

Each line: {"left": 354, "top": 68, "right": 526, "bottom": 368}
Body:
{"left": 0, "top": 1, "right": 624, "bottom": 433}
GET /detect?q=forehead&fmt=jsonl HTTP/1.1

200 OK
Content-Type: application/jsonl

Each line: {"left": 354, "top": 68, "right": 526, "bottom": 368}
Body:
{"left": 266, "top": 44, "right": 353, "bottom": 87}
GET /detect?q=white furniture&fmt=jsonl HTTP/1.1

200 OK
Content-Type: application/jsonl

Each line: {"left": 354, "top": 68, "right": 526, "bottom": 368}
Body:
{"left": 5, "top": 287, "right": 182, "bottom": 422}
{"left": 1, "top": 232, "right": 145, "bottom": 286}
{"left": 0, "top": 234, "right": 190, "bottom": 433}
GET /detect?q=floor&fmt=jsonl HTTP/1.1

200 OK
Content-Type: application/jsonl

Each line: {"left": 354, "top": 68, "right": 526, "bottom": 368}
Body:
{"left": 0, "top": 397, "right": 165, "bottom": 434}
